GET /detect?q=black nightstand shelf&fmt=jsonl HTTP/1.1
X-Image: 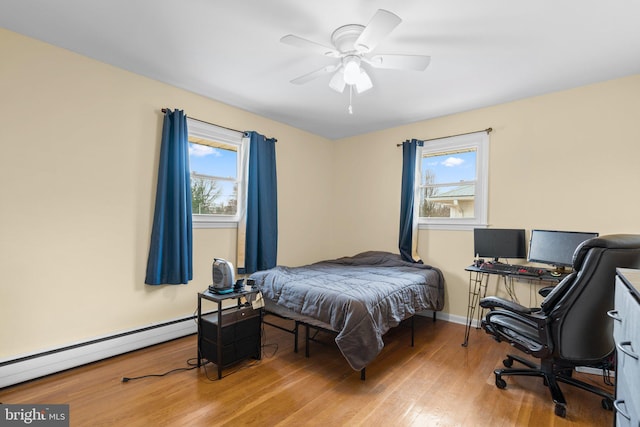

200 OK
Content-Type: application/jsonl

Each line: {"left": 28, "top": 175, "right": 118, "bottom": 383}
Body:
{"left": 197, "top": 289, "right": 262, "bottom": 379}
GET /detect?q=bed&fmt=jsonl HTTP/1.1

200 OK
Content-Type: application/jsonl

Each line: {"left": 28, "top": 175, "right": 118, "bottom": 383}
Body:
{"left": 248, "top": 251, "right": 444, "bottom": 376}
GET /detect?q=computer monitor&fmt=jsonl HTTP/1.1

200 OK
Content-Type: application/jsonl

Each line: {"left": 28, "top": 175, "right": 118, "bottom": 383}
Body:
{"left": 473, "top": 228, "right": 526, "bottom": 262}
{"left": 528, "top": 229, "right": 599, "bottom": 271}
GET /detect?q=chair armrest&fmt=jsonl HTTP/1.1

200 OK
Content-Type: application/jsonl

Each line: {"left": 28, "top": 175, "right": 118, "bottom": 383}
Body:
{"left": 479, "top": 296, "right": 533, "bottom": 314}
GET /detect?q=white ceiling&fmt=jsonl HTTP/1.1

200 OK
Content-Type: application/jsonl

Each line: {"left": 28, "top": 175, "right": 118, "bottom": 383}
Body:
{"left": 2, "top": 0, "right": 639, "bottom": 140}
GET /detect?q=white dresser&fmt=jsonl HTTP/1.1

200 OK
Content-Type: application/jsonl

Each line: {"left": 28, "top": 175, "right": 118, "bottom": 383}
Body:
{"left": 612, "top": 268, "right": 640, "bottom": 427}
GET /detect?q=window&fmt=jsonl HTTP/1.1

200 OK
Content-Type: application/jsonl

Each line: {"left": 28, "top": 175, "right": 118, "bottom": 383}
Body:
{"left": 187, "top": 118, "right": 246, "bottom": 228}
{"left": 417, "top": 131, "right": 489, "bottom": 230}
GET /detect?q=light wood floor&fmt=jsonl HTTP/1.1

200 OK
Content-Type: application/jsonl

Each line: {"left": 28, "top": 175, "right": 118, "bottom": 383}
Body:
{"left": 0, "top": 317, "right": 614, "bottom": 426}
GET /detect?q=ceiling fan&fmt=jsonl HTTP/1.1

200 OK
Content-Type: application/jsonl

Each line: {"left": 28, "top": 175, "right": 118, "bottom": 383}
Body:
{"left": 281, "top": 9, "right": 431, "bottom": 101}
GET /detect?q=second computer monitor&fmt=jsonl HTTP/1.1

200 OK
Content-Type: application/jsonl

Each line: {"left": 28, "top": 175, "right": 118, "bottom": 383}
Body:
{"left": 528, "top": 229, "right": 599, "bottom": 269}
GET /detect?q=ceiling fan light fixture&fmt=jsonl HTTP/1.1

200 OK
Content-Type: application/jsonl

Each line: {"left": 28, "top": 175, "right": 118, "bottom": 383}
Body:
{"left": 329, "top": 69, "right": 346, "bottom": 93}
{"left": 343, "top": 56, "right": 361, "bottom": 85}
{"left": 354, "top": 69, "right": 373, "bottom": 93}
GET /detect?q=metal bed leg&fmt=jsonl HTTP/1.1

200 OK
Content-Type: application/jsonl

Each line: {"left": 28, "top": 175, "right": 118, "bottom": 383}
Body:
{"left": 360, "top": 368, "right": 366, "bottom": 381}
{"left": 262, "top": 311, "right": 302, "bottom": 354}
{"left": 305, "top": 324, "right": 310, "bottom": 358}
{"left": 433, "top": 311, "right": 436, "bottom": 322}
{"left": 411, "top": 315, "right": 415, "bottom": 347}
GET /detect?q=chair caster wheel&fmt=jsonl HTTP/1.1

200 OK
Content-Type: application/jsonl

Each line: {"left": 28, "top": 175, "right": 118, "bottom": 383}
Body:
{"left": 601, "top": 398, "right": 613, "bottom": 411}
{"left": 554, "top": 403, "right": 566, "bottom": 418}
{"left": 502, "top": 358, "right": 513, "bottom": 368}
{"left": 495, "top": 377, "right": 507, "bottom": 389}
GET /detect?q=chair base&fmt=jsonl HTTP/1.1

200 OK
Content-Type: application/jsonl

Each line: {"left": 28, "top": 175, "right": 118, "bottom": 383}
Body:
{"left": 494, "top": 354, "right": 614, "bottom": 418}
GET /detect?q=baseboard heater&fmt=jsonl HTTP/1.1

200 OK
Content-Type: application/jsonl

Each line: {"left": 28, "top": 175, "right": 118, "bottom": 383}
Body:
{"left": 0, "top": 315, "right": 201, "bottom": 389}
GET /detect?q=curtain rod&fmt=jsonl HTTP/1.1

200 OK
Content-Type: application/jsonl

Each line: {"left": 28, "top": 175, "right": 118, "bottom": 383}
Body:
{"left": 161, "top": 108, "right": 277, "bottom": 142}
{"left": 396, "top": 127, "right": 492, "bottom": 146}
{"left": 161, "top": 108, "right": 245, "bottom": 135}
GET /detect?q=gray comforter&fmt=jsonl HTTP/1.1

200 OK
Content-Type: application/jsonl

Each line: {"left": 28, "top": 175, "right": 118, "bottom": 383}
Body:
{"left": 249, "top": 251, "right": 444, "bottom": 371}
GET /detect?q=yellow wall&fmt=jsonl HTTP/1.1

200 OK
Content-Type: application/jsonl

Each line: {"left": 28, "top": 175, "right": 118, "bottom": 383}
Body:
{"left": 2, "top": 27, "right": 639, "bottom": 359}
{"left": 0, "top": 29, "right": 333, "bottom": 358}
{"left": 332, "top": 75, "right": 640, "bottom": 317}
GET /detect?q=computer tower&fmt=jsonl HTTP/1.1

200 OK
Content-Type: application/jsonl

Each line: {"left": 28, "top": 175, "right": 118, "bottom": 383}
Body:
{"left": 199, "top": 305, "right": 261, "bottom": 367}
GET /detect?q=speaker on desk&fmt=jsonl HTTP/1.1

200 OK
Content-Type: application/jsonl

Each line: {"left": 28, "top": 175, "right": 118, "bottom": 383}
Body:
{"left": 199, "top": 306, "right": 261, "bottom": 366}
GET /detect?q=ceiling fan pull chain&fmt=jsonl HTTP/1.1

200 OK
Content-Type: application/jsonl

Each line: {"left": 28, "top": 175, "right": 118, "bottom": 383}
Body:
{"left": 348, "top": 85, "right": 354, "bottom": 115}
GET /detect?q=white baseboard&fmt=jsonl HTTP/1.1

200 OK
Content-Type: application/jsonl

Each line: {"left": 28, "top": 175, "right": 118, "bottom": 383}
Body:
{"left": 576, "top": 366, "right": 615, "bottom": 376}
{"left": 417, "top": 310, "right": 469, "bottom": 326}
{"left": 437, "top": 312, "right": 469, "bottom": 326}
{"left": 0, "top": 315, "right": 200, "bottom": 389}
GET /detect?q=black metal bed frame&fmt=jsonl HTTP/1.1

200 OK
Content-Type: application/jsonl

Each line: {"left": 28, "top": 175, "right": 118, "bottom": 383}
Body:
{"left": 262, "top": 310, "right": 437, "bottom": 380}
{"left": 261, "top": 311, "right": 302, "bottom": 353}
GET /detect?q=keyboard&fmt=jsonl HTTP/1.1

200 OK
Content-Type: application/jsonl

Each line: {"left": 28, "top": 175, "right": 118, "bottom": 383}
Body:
{"left": 477, "top": 263, "right": 546, "bottom": 277}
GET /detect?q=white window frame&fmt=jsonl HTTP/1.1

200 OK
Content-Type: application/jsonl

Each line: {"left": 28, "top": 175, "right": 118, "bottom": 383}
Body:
{"left": 187, "top": 118, "right": 246, "bottom": 229}
{"left": 417, "top": 131, "right": 489, "bottom": 230}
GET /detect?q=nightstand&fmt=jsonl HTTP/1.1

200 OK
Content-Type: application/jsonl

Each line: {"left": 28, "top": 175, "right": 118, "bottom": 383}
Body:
{"left": 197, "top": 289, "right": 262, "bottom": 379}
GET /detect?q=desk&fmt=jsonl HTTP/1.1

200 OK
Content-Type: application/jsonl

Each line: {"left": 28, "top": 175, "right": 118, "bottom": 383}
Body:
{"left": 461, "top": 265, "right": 565, "bottom": 347}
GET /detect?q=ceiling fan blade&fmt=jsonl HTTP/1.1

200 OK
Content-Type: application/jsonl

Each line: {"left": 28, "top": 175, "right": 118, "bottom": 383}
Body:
{"left": 354, "top": 9, "right": 402, "bottom": 53}
{"left": 366, "top": 54, "right": 431, "bottom": 71}
{"left": 290, "top": 65, "right": 338, "bottom": 85}
{"left": 280, "top": 35, "right": 340, "bottom": 57}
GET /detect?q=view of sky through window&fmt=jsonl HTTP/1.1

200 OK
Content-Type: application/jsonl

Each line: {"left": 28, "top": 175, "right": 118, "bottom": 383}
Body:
{"left": 422, "top": 151, "right": 476, "bottom": 183}
{"left": 188, "top": 142, "right": 237, "bottom": 214}
{"left": 188, "top": 143, "right": 236, "bottom": 178}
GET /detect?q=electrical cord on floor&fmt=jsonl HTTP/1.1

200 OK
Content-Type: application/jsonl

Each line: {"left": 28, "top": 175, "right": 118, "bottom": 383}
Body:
{"left": 121, "top": 357, "right": 202, "bottom": 383}
{"left": 124, "top": 300, "right": 271, "bottom": 383}
{"left": 260, "top": 320, "right": 279, "bottom": 358}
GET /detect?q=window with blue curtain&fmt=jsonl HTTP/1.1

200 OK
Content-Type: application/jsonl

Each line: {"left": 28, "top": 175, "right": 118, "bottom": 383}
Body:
{"left": 399, "top": 139, "right": 423, "bottom": 263}
{"left": 145, "top": 109, "right": 193, "bottom": 285}
{"left": 417, "top": 131, "right": 489, "bottom": 230}
{"left": 243, "top": 131, "right": 278, "bottom": 274}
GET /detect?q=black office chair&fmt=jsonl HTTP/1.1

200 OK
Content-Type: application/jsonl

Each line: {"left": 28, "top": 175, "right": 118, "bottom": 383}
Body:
{"left": 480, "top": 234, "right": 640, "bottom": 417}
